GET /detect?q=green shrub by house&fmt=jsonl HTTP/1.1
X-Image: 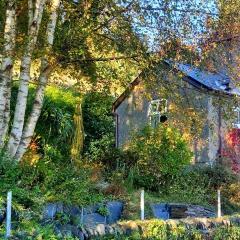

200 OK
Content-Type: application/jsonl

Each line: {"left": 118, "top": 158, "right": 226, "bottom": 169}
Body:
{"left": 165, "top": 164, "right": 238, "bottom": 207}
{"left": 126, "top": 125, "right": 193, "bottom": 191}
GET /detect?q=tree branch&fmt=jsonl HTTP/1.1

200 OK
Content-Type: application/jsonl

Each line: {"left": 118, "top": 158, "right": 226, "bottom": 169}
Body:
{"left": 63, "top": 55, "right": 140, "bottom": 64}
{"left": 93, "top": 0, "right": 134, "bottom": 32}
{"left": 141, "top": 6, "right": 218, "bottom": 16}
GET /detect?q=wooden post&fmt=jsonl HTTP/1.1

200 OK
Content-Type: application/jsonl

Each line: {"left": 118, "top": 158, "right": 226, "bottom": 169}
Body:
{"left": 217, "top": 189, "right": 221, "bottom": 218}
{"left": 140, "top": 189, "right": 144, "bottom": 220}
{"left": 6, "top": 191, "right": 12, "bottom": 238}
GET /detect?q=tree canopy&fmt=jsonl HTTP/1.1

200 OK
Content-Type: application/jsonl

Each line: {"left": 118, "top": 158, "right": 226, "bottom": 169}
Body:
{"left": 0, "top": 0, "right": 239, "bottom": 161}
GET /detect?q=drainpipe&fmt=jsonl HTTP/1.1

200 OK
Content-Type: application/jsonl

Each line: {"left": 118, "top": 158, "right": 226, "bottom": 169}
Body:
{"left": 112, "top": 112, "right": 119, "bottom": 148}
{"left": 194, "top": 136, "right": 198, "bottom": 164}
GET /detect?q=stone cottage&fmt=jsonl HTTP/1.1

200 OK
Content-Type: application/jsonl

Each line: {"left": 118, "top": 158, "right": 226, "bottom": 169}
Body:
{"left": 112, "top": 45, "right": 240, "bottom": 166}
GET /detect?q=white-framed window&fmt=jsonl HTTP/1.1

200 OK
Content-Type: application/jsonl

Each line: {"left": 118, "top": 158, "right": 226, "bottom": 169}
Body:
{"left": 233, "top": 107, "right": 240, "bottom": 129}
{"left": 148, "top": 99, "right": 168, "bottom": 128}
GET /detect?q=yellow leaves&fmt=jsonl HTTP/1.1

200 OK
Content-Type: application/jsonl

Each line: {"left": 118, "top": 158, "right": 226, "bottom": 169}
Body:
{"left": 166, "top": 127, "right": 172, "bottom": 133}
{"left": 182, "top": 132, "right": 192, "bottom": 142}
{"left": 16, "top": 34, "right": 25, "bottom": 44}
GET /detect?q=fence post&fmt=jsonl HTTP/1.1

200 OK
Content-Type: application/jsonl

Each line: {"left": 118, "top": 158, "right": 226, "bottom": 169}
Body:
{"left": 80, "top": 206, "right": 84, "bottom": 224}
{"left": 140, "top": 189, "right": 144, "bottom": 220}
{"left": 6, "top": 191, "right": 12, "bottom": 238}
{"left": 217, "top": 189, "right": 221, "bottom": 218}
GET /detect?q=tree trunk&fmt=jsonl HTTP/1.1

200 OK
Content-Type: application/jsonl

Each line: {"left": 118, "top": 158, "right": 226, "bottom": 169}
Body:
{"left": 28, "top": 0, "right": 34, "bottom": 31}
{"left": 7, "top": 0, "right": 46, "bottom": 157}
{"left": 15, "top": 0, "right": 61, "bottom": 160}
{"left": 0, "top": 0, "right": 16, "bottom": 147}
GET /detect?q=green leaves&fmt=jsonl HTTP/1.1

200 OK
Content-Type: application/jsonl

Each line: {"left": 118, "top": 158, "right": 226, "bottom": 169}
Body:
{"left": 127, "top": 124, "right": 193, "bottom": 191}
{"left": 82, "top": 92, "right": 115, "bottom": 161}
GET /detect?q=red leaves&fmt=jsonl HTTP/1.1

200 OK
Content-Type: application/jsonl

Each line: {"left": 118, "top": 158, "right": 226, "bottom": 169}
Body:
{"left": 222, "top": 128, "right": 240, "bottom": 173}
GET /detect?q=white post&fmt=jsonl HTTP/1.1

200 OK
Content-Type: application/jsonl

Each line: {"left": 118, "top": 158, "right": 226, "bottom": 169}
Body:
{"left": 81, "top": 207, "right": 84, "bottom": 224}
{"left": 6, "top": 191, "right": 12, "bottom": 238}
{"left": 140, "top": 189, "right": 144, "bottom": 220}
{"left": 217, "top": 189, "right": 221, "bottom": 218}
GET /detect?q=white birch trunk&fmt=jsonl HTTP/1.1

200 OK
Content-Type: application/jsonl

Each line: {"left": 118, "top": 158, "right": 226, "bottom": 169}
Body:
{"left": 0, "top": 0, "right": 16, "bottom": 147}
{"left": 28, "top": 0, "right": 34, "bottom": 31}
{"left": 7, "top": 0, "right": 46, "bottom": 157}
{"left": 15, "top": 0, "right": 60, "bottom": 160}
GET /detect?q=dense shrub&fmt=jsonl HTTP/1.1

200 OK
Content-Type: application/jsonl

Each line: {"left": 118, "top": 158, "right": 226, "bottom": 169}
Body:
{"left": 221, "top": 183, "right": 240, "bottom": 214}
{"left": 166, "top": 167, "right": 210, "bottom": 205}
{"left": 197, "top": 164, "right": 238, "bottom": 190}
{"left": 96, "top": 225, "right": 240, "bottom": 240}
{"left": 0, "top": 149, "right": 103, "bottom": 211}
{"left": 11, "top": 86, "right": 115, "bottom": 162}
{"left": 126, "top": 125, "right": 192, "bottom": 190}
{"left": 0, "top": 219, "right": 77, "bottom": 239}
{"left": 161, "top": 164, "right": 238, "bottom": 208}
{"left": 213, "top": 226, "right": 240, "bottom": 240}
{"left": 37, "top": 86, "right": 76, "bottom": 155}
{"left": 82, "top": 92, "right": 115, "bottom": 161}
{"left": 10, "top": 85, "right": 77, "bottom": 159}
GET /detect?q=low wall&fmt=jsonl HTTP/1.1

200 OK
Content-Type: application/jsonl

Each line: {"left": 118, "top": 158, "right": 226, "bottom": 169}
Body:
{"left": 88, "top": 215, "right": 240, "bottom": 239}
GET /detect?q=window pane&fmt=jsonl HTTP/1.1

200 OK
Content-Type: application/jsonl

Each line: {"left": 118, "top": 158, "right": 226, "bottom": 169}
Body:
{"left": 158, "top": 99, "right": 167, "bottom": 113}
{"left": 148, "top": 99, "right": 168, "bottom": 127}
{"left": 150, "top": 114, "right": 160, "bottom": 128}
{"left": 151, "top": 102, "right": 159, "bottom": 113}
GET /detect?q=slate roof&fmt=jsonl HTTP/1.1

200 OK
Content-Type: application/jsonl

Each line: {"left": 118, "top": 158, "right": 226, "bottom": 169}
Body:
{"left": 166, "top": 61, "right": 240, "bottom": 96}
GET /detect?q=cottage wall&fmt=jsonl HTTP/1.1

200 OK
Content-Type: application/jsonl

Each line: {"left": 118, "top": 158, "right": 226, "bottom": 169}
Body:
{"left": 207, "top": 96, "right": 220, "bottom": 165}
{"left": 115, "top": 82, "right": 149, "bottom": 148}
{"left": 115, "top": 74, "right": 223, "bottom": 164}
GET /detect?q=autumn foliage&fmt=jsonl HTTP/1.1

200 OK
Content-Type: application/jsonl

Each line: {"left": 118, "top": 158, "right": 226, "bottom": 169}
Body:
{"left": 222, "top": 128, "right": 240, "bottom": 173}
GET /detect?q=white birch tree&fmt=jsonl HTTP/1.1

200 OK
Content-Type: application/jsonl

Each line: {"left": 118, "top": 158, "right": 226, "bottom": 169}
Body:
{"left": 0, "top": 0, "right": 16, "bottom": 147}
{"left": 7, "top": 0, "right": 46, "bottom": 157}
{"left": 0, "top": 0, "right": 62, "bottom": 160}
{"left": 15, "top": 0, "right": 61, "bottom": 160}
{"left": 0, "top": 0, "right": 143, "bottom": 162}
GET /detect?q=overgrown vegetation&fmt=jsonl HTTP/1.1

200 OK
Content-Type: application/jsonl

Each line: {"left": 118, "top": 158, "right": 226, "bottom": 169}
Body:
{"left": 82, "top": 92, "right": 115, "bottom": 161}
{"left": 86, "top": 122, "right": 240, "bottom": 217}
{"left": 11, "top": 85, "right": 115, "bottom": 162}
{"left": 0, "top": 86, "right": 114, "bottom": 212}
{"left": 117, "top": 165, "right": 239, "bottom": 220}
{"left": 0, "top": 149, "right": 103, "bottom": 208}
{"left": 125, "top": 125, "right": 193, "bottom": 191}
{"left": 0, "top": 84, "right": 240, "bottom": 239}
{"left": 165, "top": 165, "right": 239, "bottom": 210}
{"left": 1, "top": 84, "right": 240, "bottom": 239}
{"left": 0, "top": 0, "right": 239, "bottom": 238}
